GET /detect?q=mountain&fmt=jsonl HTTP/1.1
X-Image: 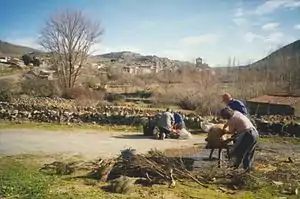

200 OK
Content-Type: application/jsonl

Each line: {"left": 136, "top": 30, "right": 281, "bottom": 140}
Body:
{"left": 247, "top": 39, "right": 300, "bottom": 70}
{"left": 94, "top": 51, "right": 210, "bottom": 70}
{"left": 0, "top": 40, "right": 40, "bottom": 57}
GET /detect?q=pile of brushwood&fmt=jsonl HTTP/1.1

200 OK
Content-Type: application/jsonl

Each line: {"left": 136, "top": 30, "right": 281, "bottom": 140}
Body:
{"left": 39, "top": 146, "right": 300, "bottom": 196}
{"left": 40, "top": 148, "right": 208, "bottom": 194}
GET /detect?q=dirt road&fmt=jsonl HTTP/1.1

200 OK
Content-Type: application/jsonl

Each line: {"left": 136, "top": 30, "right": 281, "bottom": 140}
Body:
{"left": 0, "top": 129, "right": 205, "bottom": 159}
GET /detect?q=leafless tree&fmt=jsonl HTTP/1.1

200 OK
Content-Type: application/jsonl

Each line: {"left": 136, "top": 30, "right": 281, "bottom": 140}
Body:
{"left": 39, "top": 9, "right": 103, "bottom": 89}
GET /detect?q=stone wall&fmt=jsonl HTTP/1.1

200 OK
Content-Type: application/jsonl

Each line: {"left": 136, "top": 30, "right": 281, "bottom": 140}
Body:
{"left": 0, "top": 100, "right": 204, "bottom": 129}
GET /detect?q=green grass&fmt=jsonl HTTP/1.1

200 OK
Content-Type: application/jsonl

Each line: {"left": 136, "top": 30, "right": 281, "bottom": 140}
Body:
{"left": 0, "top": 154, "right": 293, "bottom": 199}
{"left": 0, "top": 155, "right": 58, "bottom": 199}
{"left": 259, "top": 136, "right": 300, "bottom": 145}
{"left": 0, "top": 121, "right": 142, "bottom": 132}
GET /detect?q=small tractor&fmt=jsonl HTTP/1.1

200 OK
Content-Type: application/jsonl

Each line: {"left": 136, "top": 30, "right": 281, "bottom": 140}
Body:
{"left": 142, "top": 113, "right": 180, "bottom": 140}
{"left": 142, "top": 114, "right": 162, "bottom": 139}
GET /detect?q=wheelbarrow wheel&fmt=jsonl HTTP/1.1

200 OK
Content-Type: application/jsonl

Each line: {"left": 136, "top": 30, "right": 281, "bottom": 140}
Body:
{"left": 153, "top": 126, "right": 160, "bottom": 140}
{"left": 159, "top": 133, "right": 166, "bottom": 140}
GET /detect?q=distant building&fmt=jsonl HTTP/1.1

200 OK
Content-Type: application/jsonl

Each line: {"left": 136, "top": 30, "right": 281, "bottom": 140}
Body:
{"left": 247, "top": 94, "right": 300, "bottom": 116}
{"left": 123, "top": 66, "right": 153, "bottom": 75}
{"left": 137, "top": 65, "right": 152, "bottom": 75}
{"left": 196, "top": 57, "right": 203, "bottom": 66}
{"left": 123, "top": 66, "right": 136, "bottom": 74}
{"left": 91, "top": 63, "right": 104, "bottom": 70}
{"left": 195, "top": 57, "right": 210, "bottom": 69}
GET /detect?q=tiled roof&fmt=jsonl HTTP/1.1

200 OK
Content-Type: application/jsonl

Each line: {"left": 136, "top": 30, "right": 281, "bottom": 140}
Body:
{"left": 247, "top": 95, "right": 300, "bottom": 106}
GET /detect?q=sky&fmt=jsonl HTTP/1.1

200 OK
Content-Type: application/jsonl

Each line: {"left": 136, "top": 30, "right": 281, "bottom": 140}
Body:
{"left": 1, "top": 0, "right": 300, "bottom": 67}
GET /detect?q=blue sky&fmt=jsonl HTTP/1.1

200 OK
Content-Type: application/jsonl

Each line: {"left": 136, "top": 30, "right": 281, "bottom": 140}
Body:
{"left": 1, "top": 0, "right": 300, "bottom": 66}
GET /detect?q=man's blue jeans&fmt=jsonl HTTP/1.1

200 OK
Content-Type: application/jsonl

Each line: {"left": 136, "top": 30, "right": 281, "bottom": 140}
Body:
{"left": 231, "top": 128, "right": 259, "bottom": 170}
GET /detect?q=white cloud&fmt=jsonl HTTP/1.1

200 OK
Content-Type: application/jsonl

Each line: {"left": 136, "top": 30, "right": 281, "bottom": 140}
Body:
{"left": 90, "top": 43, "right": 142, "bottom": 55}
{"left": 234, "top": 8, "right": 244, "bottom": 17}
{"left": 263, "top": 32, "right": 295, "bottom": 46}
{"left": 244, "top": 32, "right": 263, "bottom": 43}
{"left": 264, "top": 32, "right": 285, "bottom": 44}
{"left": 5, "top": 37, "right": 40, "bottom": 50}
{"left": 262, "top": 22, "right": 280, "bottom": 31}
{"left": 294, "top": 24, "right": 300, "bottom": 30}
{"left": 254, "top": 0, "right": 287, "bottom": 15}
{"left": 5, "top": 38, "right": 142, "bottom": 56}
{"left": 284, "top": 0, "right": 300, "bottom": 8}
{"left": 253, "top": 0, "right": 300, "bottom": 15}
{"left": 180, "top": 34, "right": 220, "bottom": 46}
{"left": 244, "top": 31, "right": 294, "bottom": 45}
{"left": 159, "top": 50, "right": 195, "bottom": 62}
{"left": 259, "top": 32, "right": 295, "bottom": 53}
{"left": 232, "top": 18, "right": 248, "bottom": 26}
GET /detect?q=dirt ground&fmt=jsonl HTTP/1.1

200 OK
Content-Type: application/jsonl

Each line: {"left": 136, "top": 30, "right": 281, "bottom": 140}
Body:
{"left": 0, "top": 129, "right": 205, "bottom": 159}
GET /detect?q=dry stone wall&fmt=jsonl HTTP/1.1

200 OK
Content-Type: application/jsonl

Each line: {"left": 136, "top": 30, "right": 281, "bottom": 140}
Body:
{"left": 0, "top": 97, "right": 204, "bottom": 129}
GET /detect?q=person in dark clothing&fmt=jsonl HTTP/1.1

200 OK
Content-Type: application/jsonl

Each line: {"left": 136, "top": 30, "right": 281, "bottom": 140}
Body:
{"left": 173, "top": 111, "right": 185, "bottom": 130}
{"left": 222, "top": 93, "right": 248, "bottom": 115}
{"left": 220, "top": 107, "right": 259, "bottom": 172}
{"left": 157, "top": 108, "right": 174, "bottom": 139}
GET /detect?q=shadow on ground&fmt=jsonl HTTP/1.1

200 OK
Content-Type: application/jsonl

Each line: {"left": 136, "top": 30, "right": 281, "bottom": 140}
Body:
{"left": 112, "top": 134, "right": 153, "bottom": 140}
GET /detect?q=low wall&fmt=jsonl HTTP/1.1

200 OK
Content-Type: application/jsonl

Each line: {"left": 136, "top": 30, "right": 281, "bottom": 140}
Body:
{"left": 0, "top": 101, "right": 204, "bottom": 129}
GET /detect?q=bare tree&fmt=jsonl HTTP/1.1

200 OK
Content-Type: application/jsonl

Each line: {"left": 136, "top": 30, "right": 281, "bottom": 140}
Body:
{"left": 39, "top": 9, "right": 103, "bottom": 89}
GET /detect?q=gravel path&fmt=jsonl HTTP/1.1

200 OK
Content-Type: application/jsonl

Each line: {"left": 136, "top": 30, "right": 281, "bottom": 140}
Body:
{"left": 0, "top": 129, "right": 205, "bottom": 159}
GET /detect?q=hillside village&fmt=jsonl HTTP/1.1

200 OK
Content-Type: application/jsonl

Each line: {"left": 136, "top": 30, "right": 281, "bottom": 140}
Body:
{"left": 0, "top": 40, "right": 211, "bottom": 81}
{"left": 2, "top": 38, "right": 300, "bottom": 84}
{"left": 1, "top": 39, "right": 300, "bottom": 102}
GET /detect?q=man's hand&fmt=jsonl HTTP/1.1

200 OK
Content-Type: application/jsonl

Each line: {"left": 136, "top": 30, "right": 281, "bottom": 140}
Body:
{"left": 224, "top": 136, "right": 236, "bottom": 144}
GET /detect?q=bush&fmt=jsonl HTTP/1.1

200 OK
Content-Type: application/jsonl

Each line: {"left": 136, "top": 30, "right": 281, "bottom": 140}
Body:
{"left": 62, "top": 87, "right": 104, "bottom": 101}
{"left": 0, "top": 79, "right": 15, "bottom": 102}
{"left": 134, "top": 90, "right": 152, "bottom": 98}
{"left": 195, "top": 94, "right": 223, "bottom": 116}
{"left": 104, "top": 93, "right": 126, "bottom": 102}
{"left": 21, "top": 54, "right": 33, "bottom": 66}
{"left": 20, "top": 78, "right": 62, "bottom": 97}
{"left": 177, "top": 96, "right": 198, "bottom": 110}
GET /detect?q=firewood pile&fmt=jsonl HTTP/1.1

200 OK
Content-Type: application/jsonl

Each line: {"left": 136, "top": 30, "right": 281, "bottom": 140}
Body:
{"left": 40, "top": 148, "right": 208, "bottom": 193}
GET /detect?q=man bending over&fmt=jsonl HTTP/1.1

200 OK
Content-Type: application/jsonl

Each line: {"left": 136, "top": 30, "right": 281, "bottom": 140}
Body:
{"left": 220, "top": 107, "right": 259, "bottom": 172}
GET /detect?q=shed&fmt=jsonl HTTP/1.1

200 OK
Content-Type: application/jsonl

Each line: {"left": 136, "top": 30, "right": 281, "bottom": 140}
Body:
{"left": 246, "top": 94, "right": 300, "bottom": 116}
